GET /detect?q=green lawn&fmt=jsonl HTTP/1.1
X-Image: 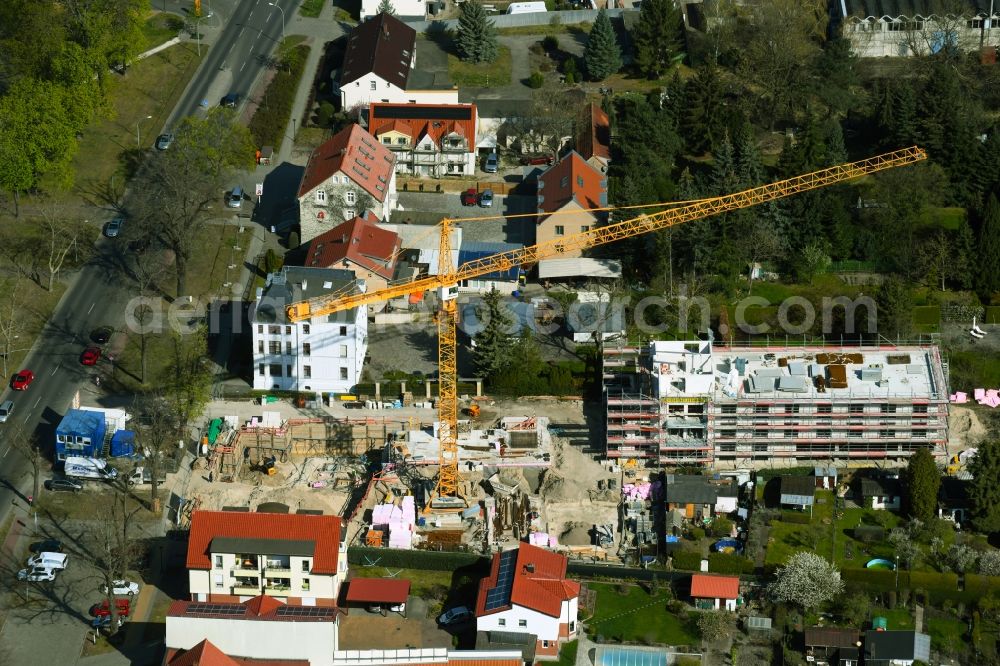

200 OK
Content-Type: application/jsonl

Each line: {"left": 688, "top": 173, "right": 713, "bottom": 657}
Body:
{"left": 875, "top": 607, "right": 914, "bottom": 629}
{"left": 947, "top": 350, "right": 1000, "bottom": 391}
{"left": 142, "top": 13, "right": 182, "bottom": 48}
{"left": 918, "top": 206, "right": 966, "bottom": 231}
{"left": 447, "top": 46, "right": 512, "bottom": 87}
{"left": 555, "top": 640, "right": 578, "bottom": 666}
{"left": 912, "top": 305, "right": 941, "bottom": 333}
{"left": 349, "top": 565, "right": 484, "bottom": 618}
{"left": 587, "top": 583, "right": 700, "bottom": 646}
{"left": 299, "top": 0, "right": 324, "bottom": 17}
{"left": 926, "top": 615, "right": 967, "bottom": 654}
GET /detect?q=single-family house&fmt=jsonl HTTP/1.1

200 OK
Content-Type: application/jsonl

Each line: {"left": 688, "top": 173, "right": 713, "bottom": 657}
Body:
{"left": 938, "top": 476, "right": 971, "bottom": 525}
{"left": 814, "top": 465, "right": 838, "bottom": 489}
{"left": 535, "top": 151, "right": 607, "bottom": 262}
{"left": 337, "top": 13, "right": 458, "bottom": 111}
{"left": 836, "top": 1, "right": 1000, "bottom": 58}
{"left": 780, "top": 476, "right": 816, "bottom": 512}
{"left": 369, "top": 102, "right": 478, "bottom": 177}
{"left": 297, "top": 124, "right": 397, "bottom": 244}
{"left": 863, "top": 630, "right": 931, "bottom": 666}
{"left": 857, "top": 476, "right": 902, "bottom": 511}
{"left": 186, "top": 509, "right": 346, "bottom": 607}
{"left": 303, "top": 212, "right": 401, "bottom": 312}
{"left": 689, "top": 574, "right": 740, "bottom": 611}
{"left": 251, "top": 267, "right": 367, "bottom": 394}
{"left": 575, "top": 103, "right": 610, "bottom": 173}
{"left": 804, "top": 626, "right": 861, "bottom": 666}
{"left": 665, "top": 474, "right": 718, "bottom": 520}
{"left": 475, "top": 544, "right": 580, "bottom": 659}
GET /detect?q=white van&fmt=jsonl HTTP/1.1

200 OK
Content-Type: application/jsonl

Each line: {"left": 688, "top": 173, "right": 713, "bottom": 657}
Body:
{"left": 26, "top": 552, "right": 68, "bottom": 570}
{"left": 506, "top": 1, "right": 547, "bottom": 13}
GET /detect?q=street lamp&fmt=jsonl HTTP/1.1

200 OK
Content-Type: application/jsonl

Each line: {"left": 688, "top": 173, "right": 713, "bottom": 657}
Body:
{"left": 136, "top": 115, "right": 152, "bottom": 149}
{"left": 268, "top": 2, "right": 286, "bottom": 43}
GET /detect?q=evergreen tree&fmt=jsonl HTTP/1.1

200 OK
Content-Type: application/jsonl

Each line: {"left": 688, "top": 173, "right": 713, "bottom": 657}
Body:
{"left": 904, "top": 448, "right": 941, "bottom": 522}
{"left": 682, "top": 64, "right": 725, "bottom": 155}
{"left": 376, "top": 0, "right": 397, "bottom": 14}
{"left": 969, "top": 440, "right": 1000, "bottom": 533}
{"left": 631, "top": 0, "right": 683, "bottom": 79}
{"left": 953, "top": 218, "right": 975, "bottom": 290}
{"left": 584, "top": 9, "right": 622, "bottom": 81}
{"left": 734, "top": 123, "right": 763, "bottom": 187}
{"left": 875, "top": 276, "right": 913, "bottom": 339}
{"left": 823, "top": 119, "right": 848, "bottom": 167}
{"left": 661, "top": 69, "right": 686, "bottom": 133}
{"left": 455, "top": 1, "right": 498, "bottom": 64}
{"left": 472, "top": 288, "right": 514, "bottom": 380}
{"left": 976, "top": 194, "right": 1000, "bottom": 299}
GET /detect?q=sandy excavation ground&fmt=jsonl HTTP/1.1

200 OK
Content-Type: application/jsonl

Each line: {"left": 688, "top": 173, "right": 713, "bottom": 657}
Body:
{"left": 948, "top": 405, "right": 988, "bottom": 454}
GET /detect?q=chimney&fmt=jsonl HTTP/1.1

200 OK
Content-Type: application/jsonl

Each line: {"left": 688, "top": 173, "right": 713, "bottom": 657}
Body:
{"left": 383, "top": 25, "right": 389, "bottom": 39}
{"left": 524, "top": 563, "right": 535, "bottom": 574}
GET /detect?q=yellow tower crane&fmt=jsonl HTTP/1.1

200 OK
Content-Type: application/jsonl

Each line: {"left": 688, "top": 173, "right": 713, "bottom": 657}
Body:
{"left": 287, "top": 146, "right": 927, "bottom": 508}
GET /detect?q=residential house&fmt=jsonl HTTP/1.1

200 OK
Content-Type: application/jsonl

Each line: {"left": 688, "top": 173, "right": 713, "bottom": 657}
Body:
{"left": 780, "top": 476, "right": 816, "bottom": 512}
{"left": 863, "top": 630, "right": 931, "bottom": 666}
{"left": 337, "top": 13, "right": 458, "bottom": 111}
{"left": 804, "top": 627, "right": 861, "bottom": 666}
{"left": 814, "top": 465, "right": 839, "bottom": 489}
{"left": 475, "top": 544, "right": 580, "bottom": 659}
{"left": 836, "top": 1, "right": 1000, "bottom": 58}
{"left": 186, "top": 509, "right": 346, "bottom": 607}
{"left": 535, "top": 151, "right": 607, "bottom": 264}
{"left": 665, "top": 474, "right": 719, "bottom": 520}
{"left": 456, "top": 241, "right": 523, "bottom": 294}
{"left": 938, "top": 476, "right": 971, "bottom": 524}
{"left": 165, "top": 598, "right": 339, "bottom": 665}
{"left": 297, "top": 124, "right": 397, "bottom": 244}
{"left": 689, "top": 574, "right": 740, "bottom": 611}
{"left": 303, "top": 212, "right": 401, "bottom": 312}
{"left": 575, "top": 103, "right": 610, "bottom": 173}
{"left": 360, "top": 0, "right": 425, "bottom": 20}
{"left": 369, "top": 103, "right": 479, "bottom": 177}
{"left": 857, "top": 475, "right": 902, "bottom": 510}
{"left": 251, "top": 267, "right": 367, "bottom": 394}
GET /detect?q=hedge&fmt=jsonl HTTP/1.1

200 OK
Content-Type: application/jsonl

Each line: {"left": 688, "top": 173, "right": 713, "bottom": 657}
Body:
{"left": 708, "top": 552, "right": 754, "bottom": 575}
{"left": 965, "top": 574, "right": 1000, "bottom": 600}
{"left": 841, "top": 569, "right": 984, "bottom": 605}
{"left": 672, "top": 550, "right": 703, "bottom": 571}
{"left": 347, "top": 546, "right": 487, "bottom": 571}
{"left": 248, "top": 44, "right": 311, "bottom": 149}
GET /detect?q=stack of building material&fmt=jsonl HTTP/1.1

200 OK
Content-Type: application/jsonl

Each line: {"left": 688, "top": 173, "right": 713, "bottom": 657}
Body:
{"left": 387, "top": 497, "right": 416, "bottom": 549}
{"left": 529, "top": 532, "right": 559, "bottom": 548}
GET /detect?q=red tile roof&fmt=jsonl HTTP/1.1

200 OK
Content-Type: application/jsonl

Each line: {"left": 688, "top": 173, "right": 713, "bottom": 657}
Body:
{"left": 576, "top": 103, "right": 610, "bottom": 163}
{"left": 166, "top": 642, "right": 311, "bottom": 666}
{"left": 537, "top": 151, "right": 607, "bottom": 219}
{"left": 341, "top": 13, "right": 415, "bottom": 89}
{"left": 304, "top": 212, "right": 401, "bottom": 279}
{"left": 369, "top": 103, "right": 478, "bottom": 152}
{"left": 345, "top": 577, "right": 411, "bottom": 604}
{"left": 476, "top": 544, "right": 580, "bottom": 618}
{"left": 690, "top": 574, "right": 740, "bottom": 600}
{"left": 186, "top": 510, "right": 342, "bottom": 574}
{"left": 297, "top": 124, "right": 396, "bottom": 203}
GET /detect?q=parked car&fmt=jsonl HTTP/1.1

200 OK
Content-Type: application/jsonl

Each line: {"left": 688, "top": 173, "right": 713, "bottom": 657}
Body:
{"left": 80, "top": 347, "right": 102, "bottom": 366}
{"left": 155, "top": 133, "right": 174, "bottom": 150}
{"left": 91, "top": 615, "right": 126, "bottom": 629}
{"left": 27, "top": 552, "right": 67, "bottom": 570}
{"left": 484, "top": 152, "right": 499, "bottom": 173}
{"left": 29, "top": 539, "right": 63, "bottom": 554}
{"left": 227, "top": 186, "right": 243, "bottom": 209}
{"left": 100, "top": 580, "right": 140, "bottom": 597}
{"left": 45, "top": 478, "right": 83, "bottom": 493}
{"left": 104, "top": 217, "right": 124, "bottom": 238}
{"left": 91, "top": 327, "right": 113, "bottom": 345}
{"left": 519, "top": 154, "right": 553, "bottom": 166}
{"left": 0, "top": 400, "right": 13, "bottom": 423}
{"left": 11, "top": 370, "right": 34, "bottom": 391}
{"left": 437, "top": 606, "right": 472, "bottom": 625}
{"left": 461, "top": 188, "right": 478, "bottom": 206}
{"left": 478, "top": 189, "right": 494, "bottom": 207}
{"left": 90, "top": 598, "right": 131, "bottom": 618}
{"left": 221, "top": 93, "right": 240, "bottom": 108}
{"left": 17, "top": 567, "right": 56, "bottom": 582}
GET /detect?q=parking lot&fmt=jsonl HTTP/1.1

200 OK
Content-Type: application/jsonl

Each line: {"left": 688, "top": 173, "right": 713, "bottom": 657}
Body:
{"left": 338, "top": 597, "right": 455, "bottom": 650}
{"left": 395, "top": 192, "right": 536, "bottom": 245}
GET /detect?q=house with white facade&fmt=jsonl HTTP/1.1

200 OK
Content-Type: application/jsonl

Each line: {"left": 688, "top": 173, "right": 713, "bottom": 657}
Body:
{"left": 690, "top": 574, "right": 740, "bottom": 611}
{"left": 338, "top": 13, "right": 458, "bottom": 111}
{"left": 360, "top": 0, "right": 426, "bottom": 20}
{"left": 297, "top": 124, "right": 398, "bottom": 244}
{"left": 251, "top": 266, "right": 367, "bottom": 394}
{"left": 837, "top": 0, "right": 1000, "bottom": 57}
{"left": 186, "top": 509, "right": 347, "bottom": 607}
{"left": 369, "top": 103, "right": 479, "bottom": 177}
{"left": 165, "top": 598, "right": 339, "bottom": 666}
{"left": 475, "top": 544, "right": 580, "bottom": 660}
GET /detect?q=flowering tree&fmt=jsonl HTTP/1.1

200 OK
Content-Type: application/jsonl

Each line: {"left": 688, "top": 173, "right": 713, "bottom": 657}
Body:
{"left": 979, "top": 550, "right": 1000, "bottom": 576}
{"left": 771, "top": 551, "right": 844, "bottom": 610}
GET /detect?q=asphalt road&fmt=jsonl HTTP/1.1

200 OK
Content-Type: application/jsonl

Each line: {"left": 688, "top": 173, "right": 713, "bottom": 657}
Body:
{"left": 165, "top": 0, "right": 300, "bottom": 128}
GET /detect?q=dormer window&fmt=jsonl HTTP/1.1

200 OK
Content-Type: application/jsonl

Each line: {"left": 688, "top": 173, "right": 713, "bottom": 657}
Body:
{"left": 315, "top": 190, "right": 327, "bottom": 204}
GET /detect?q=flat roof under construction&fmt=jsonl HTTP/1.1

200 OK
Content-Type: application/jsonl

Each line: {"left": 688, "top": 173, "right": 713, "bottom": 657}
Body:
{"left": 393, "top": 417, "right": 552, "bottom": 468}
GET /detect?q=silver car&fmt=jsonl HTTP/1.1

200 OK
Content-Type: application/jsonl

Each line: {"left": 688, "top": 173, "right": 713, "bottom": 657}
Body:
{"left": 0, "top": 400, "right": 12, "bottom": 423}
{"left": 105, "top": 217, "right": 124, "bottom": 238}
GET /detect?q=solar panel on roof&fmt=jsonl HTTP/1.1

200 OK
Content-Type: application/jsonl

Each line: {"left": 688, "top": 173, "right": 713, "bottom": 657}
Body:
{"left": 186, "top": 603, "right": 246, "bottom": 616}
{"left": 275, "top": 605, "right": 335, "bottom": 618}
{"left": 483, "top": 549, "right": 517, "bottom": 611}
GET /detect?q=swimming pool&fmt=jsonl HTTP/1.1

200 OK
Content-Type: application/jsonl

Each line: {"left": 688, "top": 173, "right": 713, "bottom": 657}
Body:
{"left": 866, "top": 558, "right": 896, "bottom": 570}
{"left": 596, "top": 646, "right": 670, "bottom": 666}
{"left": 713, "top": 538, "right": 743, "bottom": 554}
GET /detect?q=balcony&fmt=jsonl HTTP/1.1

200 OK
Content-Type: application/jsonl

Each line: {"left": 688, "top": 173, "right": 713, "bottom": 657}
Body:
{"left": 441, "top": 142, "right": 467, "bottom": 153}
{"left": 264, "top": 585, "right": 291, "bottom": 596}
{"left": 232, "top": 565, "right": 261, "bottom": 575}
{"left": 413, "top": 153, "right": 440, "bottom": 165}
{"left": 233, "top": 585, "right": 262, "bottom": 595}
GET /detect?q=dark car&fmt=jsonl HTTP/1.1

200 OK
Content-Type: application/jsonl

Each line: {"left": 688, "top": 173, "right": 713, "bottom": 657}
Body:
{"left": 29, "top": 539, "right": 63, "bottom": 554}
{"left": 91, "top": 327, "right": 113, "bottom": 345}
{"left": 11, "top": 370, "right": 34, "bottom": 391}
{"left": 519, "top": 154, "right": 553, "bottom": 166}
{"left": 461, "top": 188, "right": 478, "bottom": 206}
{"left": 155, "top": 133, "right": 174, "bottom": 150}
{"left": 45, "top": 479, "right": 83, "bottom": 493}
{"left": 221, "top": 93, "right": 240, "bottom": 108}
{"left": 104, "top": 217, "right": 124, "bottom": 238}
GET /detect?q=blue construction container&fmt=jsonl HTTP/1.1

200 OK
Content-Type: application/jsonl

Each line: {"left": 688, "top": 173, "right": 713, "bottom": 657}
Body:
{"left": 110, "top": 430, "right": 136, "bottom": 458}
{"left": 55, "top": 409, "right": 107, "bottom": 460}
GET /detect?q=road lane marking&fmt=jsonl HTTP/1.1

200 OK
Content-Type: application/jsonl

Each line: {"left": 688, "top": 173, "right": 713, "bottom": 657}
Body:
{"left": 33, "top": 397, "right": 41, "bottom": 408}
{"left": 238, "top": 27, "right": 245, "bottom": 37}
{"left": 2, "top": 447, "right": 8, "bottom": 458}
{"left": 241, "top": 60, "right": 248, "bottom": 72}
{"left": 88, "top": 302, "right": 96, "bottom": 314}
{"left": 50, "top": 366, "right": 58, "bottom": 376}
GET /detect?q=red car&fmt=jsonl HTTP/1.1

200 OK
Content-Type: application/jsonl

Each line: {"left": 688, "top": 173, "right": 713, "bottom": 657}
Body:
{"left": 11, "top": 370, "right": 34, "bottom": 391}
{"left": 519, "top": 154, "right": 553, "bottom": 166}
{"left": 461, "top": 188, "right": 478, "bottom": 206}
{"left": 80, "top": 347, "right": 102, "bottom": 366}
{"left": 90, "top": 598, "right": 131, "bottom": 618}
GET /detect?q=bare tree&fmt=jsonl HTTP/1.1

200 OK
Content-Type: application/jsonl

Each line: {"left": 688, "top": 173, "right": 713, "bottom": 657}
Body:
{"left": 88, "top": 490, "right": 143, "bottom": 636}
{"left": 37, "top": 209, "right": 90, "bottom": 291}
{"left": 9, "top": 426, "right": 46, "bottom": 503}
{"left": 129, "top": 254, "right": 168, "bottom": 384}
{"left": 0, "top": 279, "right": 33, "bottom": 377}
{"left": 501, "top": 82, "right": 576, "bottom": 159}
{"left": 901, "top": 0, "right": 970, "bottom": 57}
{"left": 135, "top": 394, "right": 178, "bottom": 513}
{"left": 742, "top": 217, "right": 785, "bottom": 296}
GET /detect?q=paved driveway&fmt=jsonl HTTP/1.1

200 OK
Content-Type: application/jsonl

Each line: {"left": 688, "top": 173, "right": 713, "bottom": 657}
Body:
{"left": 395, "top": 192, "right": 536, "bottom": 245}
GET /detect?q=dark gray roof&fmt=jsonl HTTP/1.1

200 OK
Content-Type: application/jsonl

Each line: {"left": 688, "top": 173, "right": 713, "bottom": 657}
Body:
{"left": 665, "top": 475, "right": 718, "bottom": 504}
{"left": 780, "top": 476, "right": 816, "bottom": 498}
{"left": 211, "top": 536, "right": 316, "bottom": 557}
{"left": 859, "top": 477, "right": 901, "bottom": 497}
{"left": 476, "top": 630, "right": 537, "bottom": 662}
{"left": 253, "top": 266, "right": 361, "bottom": 325}
{"left": 805, "top": 626, "right": 861, "bottom": 648}
{"left": 341, "top": 13, "right": 415, "bottom": 88}
{"left": 939, "top": 477, "right": 970, "bottom": 507}
{"left": 864, "top": 630, "right": 930, "bottom": 662}
{"left": 842, "top": 0, "right": 991, "bottom": 18}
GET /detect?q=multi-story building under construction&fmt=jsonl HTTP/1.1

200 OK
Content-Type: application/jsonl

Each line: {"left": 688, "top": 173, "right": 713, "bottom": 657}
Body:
{"left": 603, "top": 339, "right": 949, "bottom": 468}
